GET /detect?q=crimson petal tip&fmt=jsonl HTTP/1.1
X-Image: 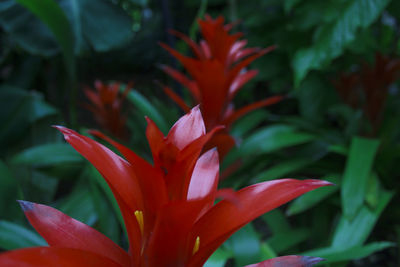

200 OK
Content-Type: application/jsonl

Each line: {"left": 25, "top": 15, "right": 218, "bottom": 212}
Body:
{"left": 17, "top": 200, "right": 34, "bottom": 212}
{"left": 303, "top": 256, "right": 325, "bottom": 265}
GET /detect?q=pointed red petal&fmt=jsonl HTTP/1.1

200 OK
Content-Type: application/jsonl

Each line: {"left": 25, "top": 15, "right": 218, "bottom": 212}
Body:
{"left": 162, "top": 85, "right": 192, "bottom": 113}
{"left": 54, "top": 126, "right": 143, "bottom": 212}
{"left": 245, "top": 255, "right": 324, "bottom": 267}
{"left": 187, "top": 149, "right": 219, "bottom": 201}
{"left": 145, "top": 117, "right": 166, "bottom": 166}
{"left": 189, "top": 179, "right": 333, "bottom": 266}
{"left": 203, "top": 131, "right": 236, "bottom": 161}
{"left": 228, "top": 70, "right": 258, "bottom": 99}
{"left": 167, "top": 106, "right": 206, "bottom": 150}
{"left": 160, "top": 65, "right": 200, "bottom": 101}
{"left": 18, "top": 201, "right": 129, "bottom": 266}
{"left": 0, "top": 247, "right": 121, "bottom": 267}
{"left": 169, "top": 29, "right": 204, "bottom": 59}
{"left": 223, "top": 96, "right": 284, "bottom": 127}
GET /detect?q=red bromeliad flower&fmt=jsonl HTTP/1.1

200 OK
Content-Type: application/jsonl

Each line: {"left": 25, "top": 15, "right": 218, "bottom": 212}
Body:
{"left": 0, "top": 107, "right": 330, "bottom": 266}
{"left": 84, "top": 80, "right": 131, "bottom": 139}
{"left": 160, "top": 15, "right": 283, "bottom": 159}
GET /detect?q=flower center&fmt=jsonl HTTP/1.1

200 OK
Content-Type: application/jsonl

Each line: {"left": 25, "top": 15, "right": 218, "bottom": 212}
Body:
{"left": 192, "top": 236, "right": 200, "bottom": 255}
{"left": 134, "top": 210, "right": 144, "bottom": 236}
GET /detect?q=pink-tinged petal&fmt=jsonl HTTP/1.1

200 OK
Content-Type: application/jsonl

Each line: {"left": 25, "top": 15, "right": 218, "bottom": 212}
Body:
{"left": 167, "top": 106, "right": 206, "bottom": 150}
{"left": 245, "top": 256, "right": 324, "bottom": 267}
{"left": 228, "top": 70, "right": 258, "bottom": 99}
{"left": 0, "top": 247, "right": 121, "bottom": 267}
{"left": 18, "top": 201, "right": 129, "bottom": 267}
{"left": 54, "top": 126, "right": 143, "bottom": 212}
{"left": 160, "top": 65, "right": 201, "bottom": 101}
{"left": 89, "top": 130, "right": 168, "bottom": 225}
{"left": 187, "top": 149, "right": 219, "bottom": 200}
{"left": 162, "top": 85, "right": 191, "bottom": 113}
{"left": 189, "top": 179, "right": 333, "bottom": 266}
{"left": 223, "top": 96, "right": 284, "bottom": 127}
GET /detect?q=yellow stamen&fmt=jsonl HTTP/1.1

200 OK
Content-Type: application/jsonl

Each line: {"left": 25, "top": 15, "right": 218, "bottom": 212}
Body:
{"left": 134, "top": 210, "right": 144, "bottom": 236}
{"left": 192, "top": 236, "right": 200, "bottom": 255}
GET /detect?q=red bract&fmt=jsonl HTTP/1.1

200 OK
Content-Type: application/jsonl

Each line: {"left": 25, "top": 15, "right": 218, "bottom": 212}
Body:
{"left": 0, "top": 107, "right": 331, "bottom": 267}
{"left": 333, "top": 53, "right": 400, "bottom": 135}
{"left": 160, "top": 15, "right": 283, "bottom": 159}
{"left": 84, "top": 80, "right": 131, "bottom": 139}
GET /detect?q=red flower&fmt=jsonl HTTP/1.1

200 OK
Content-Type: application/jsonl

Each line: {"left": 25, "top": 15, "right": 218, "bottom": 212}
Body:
{"left": 160, "top": 15, "right": 283, "bottom": 159}
{"left": 84, "top": 80, "right": 131, "bottom": 139}
{"left": 0, "top": 107, "right": 330, "bottom": 266}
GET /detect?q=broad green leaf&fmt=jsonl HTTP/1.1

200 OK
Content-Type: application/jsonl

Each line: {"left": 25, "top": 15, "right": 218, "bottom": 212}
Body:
{"left": 15, "top": 0, "right": 75, "bottom": 78}
{"left": 11, "top": 143, "right": 82, "bottom": 167}
{"left": 57, "top": 185, "right": 97, "bottom": 226}
{"left": 204, "top": 247, "right": 232, "bottom": 267}
{"left": 262, "top": 209, "right": 291, "bottom": 234}
{"left": 293, "top": 0, "right": 391, "bottom": 85}
{"left": 268, "top": 228, "right": 310, "bottom": 253}
{"left": 0, "top": 0, "right": 134, "bottom": 56}
{"left": 0, "top": 220, "right": 47, "bottom": 250}
{"left": 225, "top": 224, "right": 261, "bottom": 266}
{"left": 341, "top": 137, "right": 380, "bottom": 219}
{"left": 0, "top": 85, "right": 57, "bottom": 148}
{"left": 304, "top": 241, "right": 394, "bottom": 263}
{"left": 333, "top": 189, "right": 393, "bottom": 248}
{"left": 240, "top": 125, "right": 315, "bottom": 156}
{"left": 287, "top": 175, "right": 340, "bottom": 216}
{"left": 231, "top": 109, "right": 269, "bottom": 137}
{"left": 259, "top": 242, "right": 277, "bottom": 260}
{"left": 126, "top": 90, "right": 169, "bottom": 134}
{"left": 0, "top": 160, "right": 23, "bottom": 220}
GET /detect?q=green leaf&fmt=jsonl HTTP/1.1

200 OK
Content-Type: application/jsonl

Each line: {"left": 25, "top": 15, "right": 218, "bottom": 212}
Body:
{"left": 0, "top": 0, "right": 134, "bottom": 56}
{"left": 204, "top": 247, "right": 232, "bottom": 267}
{"left": 268, "top": 228, "right": 310, "bottom": 253}
{"left": 341, "top": 137, "right": 380, "bottom": 219}
{"left": 304, "top": 241, "right": 394, "bottom": 263}
{"left": 0, "top": 85, "right": 57, "bottom": 148}
{"left": 0, "top": 220, "right": 47, "bottom": 250}
{"left": 0, "top": 160, "right": 23, "bottom": 220}
{"left": 225, "top": 224, "right": 261, "bottom": 266}
{"left": 255, "top": 158, "right": 316, "bottom": 183}
{"left": 15, "top": 0, "right": 75, "bottom": 78}
{"left": 11, "top": 143, "right": 83, "bottom": 167}
{"left": 126, "top": 90, "right": 169, "bottom": 134}
{"left": 287, "top": 175, "right": 340, "bottom": 216}
{"left": 293, "top": 0, "right": 391, "bottom": 85}
{"left": 240, "top": 125, "right": 315, "bottom": 156}
{"left": 57, "top": 185, "right": 97, "bottom": 226}
{"left": 333, "top": 189, "right": 393, "bottom": 248}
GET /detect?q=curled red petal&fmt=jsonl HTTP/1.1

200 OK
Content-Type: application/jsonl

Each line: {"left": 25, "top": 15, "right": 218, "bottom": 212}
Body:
{"left": 189, "top": 179, "right": 333, "bottom": 266}
{"left": 245, "top": 255, "right": 324, "bottom": 267}
{"left": 18, "top": 201, "right": 129, "bottom": 266}
{"left": 0, "top": 247, "right": 121, "bottom": 267}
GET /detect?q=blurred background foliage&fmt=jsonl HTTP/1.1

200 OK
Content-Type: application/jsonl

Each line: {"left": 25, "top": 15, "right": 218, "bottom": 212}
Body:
{"left": 1, "top": 0, "right": 400, "bottom": 266}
